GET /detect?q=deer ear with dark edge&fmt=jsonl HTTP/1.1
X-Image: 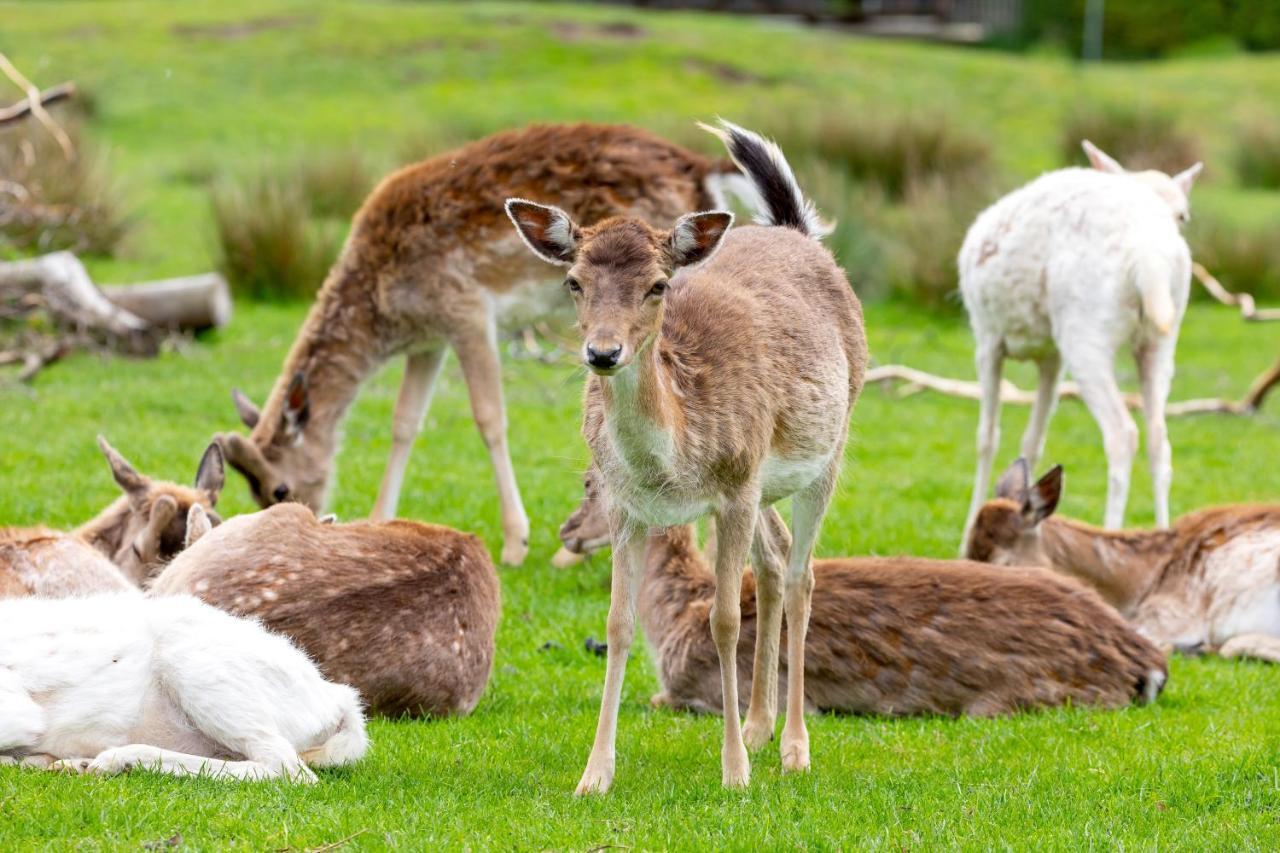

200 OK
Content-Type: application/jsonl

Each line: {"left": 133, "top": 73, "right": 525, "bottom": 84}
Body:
{"left": 505, "top": 199, "right": 580, "bottom": 266}
{"left": 1026, "top": 465, "right": 1063, "bottom": 525}
{"left": 667, "top": 211, "right": 733, "bottom": 269}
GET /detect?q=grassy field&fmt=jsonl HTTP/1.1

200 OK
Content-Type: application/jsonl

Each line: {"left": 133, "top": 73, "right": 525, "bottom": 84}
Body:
{"left": 3, "top": 1, "right": 1280, "bottom": 849}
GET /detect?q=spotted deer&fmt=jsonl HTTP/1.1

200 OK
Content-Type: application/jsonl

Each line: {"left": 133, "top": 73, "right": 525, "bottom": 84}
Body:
{"left": 968, "top": 459, "right": 1280, "bottom": 663}
{"left": 507, "top": 120, "right": 866, "bottom": 793}
{"left": 150, "top": 502, "right": 501, "bottom": 717}
{"left": 558, "top": 470, "right": 1166, "bottom": 716}
{"left": 216, "top": 123, "right": 748, "bottom": 566}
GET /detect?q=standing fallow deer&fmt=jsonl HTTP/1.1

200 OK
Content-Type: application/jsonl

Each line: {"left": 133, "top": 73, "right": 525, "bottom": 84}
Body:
{"left": 507, "top": 120, "right": 866, "bottom": 793}
{"left": 215, "top": 123, "right": 749, "bottom": 567}
{"left": 968, "top": 459, "right": 1280, "bottom": 662}
{"left": 958, "top": 140, "right": 1202, "bottom": 547}
{"left": 558, "top": 471, "right": 1167, "bottom": 716}
{"left": 150, "top": 502, "right": 501, "bottom": 717}
{"left": 0, "top": 437, "right": 224, "bottom": 594}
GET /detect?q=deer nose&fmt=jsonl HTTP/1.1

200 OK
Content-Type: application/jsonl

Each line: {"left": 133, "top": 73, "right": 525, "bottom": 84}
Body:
{"left": 272, "top": 485, "right": 290, "bottom": 502}
{"left": 585, "top": 343, "right": 622, "bottom": 370}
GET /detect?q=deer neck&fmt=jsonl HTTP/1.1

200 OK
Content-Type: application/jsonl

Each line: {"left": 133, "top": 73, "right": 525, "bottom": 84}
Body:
{"left": 600, "top": 338, "right": 679, "bottom": 475}
{"left": 1039, "top": 517, "right": 1175, "bottom": 615}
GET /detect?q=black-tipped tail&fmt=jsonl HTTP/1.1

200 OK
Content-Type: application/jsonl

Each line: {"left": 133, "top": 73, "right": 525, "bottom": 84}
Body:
{"left": 700, "top": 119, "right": 829, "bottom": 240}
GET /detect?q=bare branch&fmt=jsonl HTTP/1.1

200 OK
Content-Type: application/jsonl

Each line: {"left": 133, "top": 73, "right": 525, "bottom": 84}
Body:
{"left": 0, "top": 53, "right": 74, "bottom": 160}
{"left": 0, "top": 81, "right": 74, "bottom": 127}
{"left": 1193, "top": 262, "right": 1280, "bottom": 322}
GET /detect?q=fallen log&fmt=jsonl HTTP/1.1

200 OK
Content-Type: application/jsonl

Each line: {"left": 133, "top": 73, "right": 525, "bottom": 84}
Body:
{"left": 101, "top": 273, "right": 232, "bottom": 331}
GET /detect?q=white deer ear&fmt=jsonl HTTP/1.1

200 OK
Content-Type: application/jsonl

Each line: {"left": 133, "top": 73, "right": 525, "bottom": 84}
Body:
{"left": 1082, "top": 140, "right": 1125, "bottom": 174}
{"left": 505, "top": 199, "right": 580, "bottom": 266}
{"left": 185, "top": 504, "right": 213, "bottom": 548}
{"left": 1173, "top": 162, "right": 1203, "bottom": 195}
{"left": 667, "top": 211, "right": 733, "bottom": 269}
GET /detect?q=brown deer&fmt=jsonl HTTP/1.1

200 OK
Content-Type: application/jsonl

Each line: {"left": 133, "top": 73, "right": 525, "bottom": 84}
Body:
{"left": 967, "top": 459, "right": 1280, "bottom": 662}
{"left": 215, "top": 123, "right": 747, "bottom": 567}
{"left": 557, "top": 472, "right": 1167, "bottom": 716}
{"left": 507, "top": 121, "right": 866, "bottom": 793}
{"left": 0, "top": 437, "right": 224, "bottom": 593}
{"left": 150, "top": 501, "right": 501, "bottom": 717}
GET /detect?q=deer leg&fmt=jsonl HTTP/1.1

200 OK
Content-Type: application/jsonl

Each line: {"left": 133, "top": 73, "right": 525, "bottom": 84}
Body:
{"left": 1218, "top": 633, "right": 1280, "bottom": 664}
{"left": 1137, "top": 340, "right": 1175, "bottom": 528}
{"left": 742, "top": 507, "right": 786, "bottom": 752}
{"left": 1070, "top": 353, "right": 1138, "bottom": 528}
{"left": 64, "top": 742, "right": 315, "bottom": 783}
{"left": 1018, "top": 353, "right": 1063, "bottom": 471}
{"left": 576, "top": 516, "right": 645, "bottom": 796}
{"left": 452, "top": 320, "right": 530, "bottom": 566}
{"left": 961, "top": 342, "right": 1004, "bottom": 552}
{"left": 371, "top": 348, "right": 447, "bottom": 521}
{"left": 712, "top": 494, "right": 757, "bottom": 788}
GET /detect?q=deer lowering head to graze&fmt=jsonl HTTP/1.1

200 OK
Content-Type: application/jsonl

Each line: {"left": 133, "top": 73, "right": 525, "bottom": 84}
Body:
{"left": 0, "top": 592, "right": 366, "bottom": 782}
{"left": 150, "top": 502, "right": 500, "bottom": 718}
{"left": 507, "top": 120, "right": 866, "bottom": 793}
{"left": 968, "top": 459, "right": 1280, "bottom": 663}
{"left": 215, "top": 124, "right": 750, "bottom": 566}
{"left": 958, "top": 140, "right": 1203, "bottom": 548}
{"left": 557, "top": 474, "right": 1167, "bottom": 716}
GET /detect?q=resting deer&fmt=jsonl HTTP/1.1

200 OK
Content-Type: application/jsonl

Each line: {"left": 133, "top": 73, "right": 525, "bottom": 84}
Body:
{"left": 507, "top": 120, "right": 866, "bottom": 792}
{"left": 968, "top": 459, "right": 1280, "bottom": 662}
{"left": 216, "top": 123, "right": 748, "bottom": 566}
{"left": 958, "top": 140, "right": 1203, "bottom": 546}
{"left": 151, "top": 502, "right": 501, "bottom": 717}
{"left": 0, "top": 437, "right": 224, "bottom": 594}
{"left": 0, "top": 593, "right": 367, "bottom": 781}
{"left": 559, "top": 470, "right": 1167, "bottom": 715}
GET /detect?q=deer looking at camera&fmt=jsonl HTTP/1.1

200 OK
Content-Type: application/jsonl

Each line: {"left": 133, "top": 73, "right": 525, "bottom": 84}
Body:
{"left": 507, "top": 120, "right": 866, "bottom": 793}
{"left": 968, "top": 459, "right": 1280, "bottom": 662}
{"left": 217, "top": 123, "right": 749, "bottom": 566}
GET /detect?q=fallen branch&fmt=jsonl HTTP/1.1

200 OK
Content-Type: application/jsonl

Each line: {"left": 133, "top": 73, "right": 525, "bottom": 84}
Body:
{"left": 0, "top": 81, "right": 74, "bottom": 127}
{"left": 1193, "top": 261, "right": 1280, "bottom": 322}
{"left": 0, "top": 53, "right": 74, "bottom": 160}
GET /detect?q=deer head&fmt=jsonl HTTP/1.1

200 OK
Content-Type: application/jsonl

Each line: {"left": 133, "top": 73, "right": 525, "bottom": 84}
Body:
{"left": 1081, "top": 139, "right": 1203, "bottom": 226}
{"left": 505, "top": 200, "right": 732, "bottom": 375}
{"left": 964, "top": 457, "right": 1063, "bottom": 567}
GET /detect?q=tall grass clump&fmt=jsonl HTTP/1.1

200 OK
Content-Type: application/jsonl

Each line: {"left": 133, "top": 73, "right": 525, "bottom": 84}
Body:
{"left": 1059, "top": 103, "right": 1201, "bottom": 174}
{"left": 1235, "top": 120, "right": 1280, "bottom": 190}
{"left": 1188, "top": 215, "right": 1280, "bottom": 302}
{"left": 295, "top": 148, "right": 376, "bottom": 219}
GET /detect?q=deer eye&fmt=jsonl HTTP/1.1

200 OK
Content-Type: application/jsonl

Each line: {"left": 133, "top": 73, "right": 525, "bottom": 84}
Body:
{"left": 564, "top": 277, "right": 582, "bottom": 294}
{"left": 648, "top": 280, "right": 668, "bottom": 298}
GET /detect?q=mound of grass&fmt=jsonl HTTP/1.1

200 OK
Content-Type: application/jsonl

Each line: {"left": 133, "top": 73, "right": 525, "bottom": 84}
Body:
{"left": 1060, "top": 103, "right": 1202, "bottom": 174}
{"left": 1189, "top": 213, "right": 1280, "bottom": 301}
{"left": 1235, "top": 119, "right": 1280, "bottom": 190}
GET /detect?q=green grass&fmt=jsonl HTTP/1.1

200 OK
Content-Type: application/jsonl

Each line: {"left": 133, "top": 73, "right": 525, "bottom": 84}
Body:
{"left": 3, "top": 1, "right": 1280, "bottom": 849}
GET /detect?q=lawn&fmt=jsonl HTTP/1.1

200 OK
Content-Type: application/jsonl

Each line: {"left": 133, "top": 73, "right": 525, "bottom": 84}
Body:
{"left": 3, "top": 1, "right": 1280, "bottom": 849}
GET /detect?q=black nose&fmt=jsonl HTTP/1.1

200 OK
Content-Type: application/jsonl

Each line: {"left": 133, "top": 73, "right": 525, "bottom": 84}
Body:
{"left": 272, "top": 485, "right": 290, "bottom": 502}
{"left": 586, "top": 344, "right": 622, "bottom": 369}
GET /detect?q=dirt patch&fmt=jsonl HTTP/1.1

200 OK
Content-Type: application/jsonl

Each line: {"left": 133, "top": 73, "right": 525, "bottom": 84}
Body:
{"left": 548, "top": 20, "right": 647, "bottom": 42}
{"left": 682, "top": 57, "right": 773, "bottom": 86}
{"left": 172, "top": 15, "right": 311, "bottom": 40}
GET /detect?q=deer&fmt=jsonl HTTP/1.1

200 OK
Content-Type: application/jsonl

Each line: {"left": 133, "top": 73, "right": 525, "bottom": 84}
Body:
{"left": 0, "top": 436, "right": 224, "bottom": 594}
{"left": 0, "top": 592, "right": 367, "bottom": 782}
{"left": 150, "top": 501, "right": 501, "bottom": 717}
{"left": 958, "top": 140, "right": 1203, "bottom": 548}
{"left": 558, "top": 469, "right": 1167, "bottom": 716}
{"left": 506, "top": 120, "right": 867, "bottom": 793}
{"left": 215, "top": 123, "right": 751, "bottom": 567}
{"left": 967, "top": 458, "right": 1280, "bottom": 663}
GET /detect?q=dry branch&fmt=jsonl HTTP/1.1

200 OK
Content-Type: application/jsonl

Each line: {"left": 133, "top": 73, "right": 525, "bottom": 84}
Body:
{"left": 0, "top": 81, "right": 74, "bottom": 127}
{"left": 1192, "top": 261, "right": 1280, "bottom": 322}
{"left": 0, "top": 53, "right": 74, "bottom": 159}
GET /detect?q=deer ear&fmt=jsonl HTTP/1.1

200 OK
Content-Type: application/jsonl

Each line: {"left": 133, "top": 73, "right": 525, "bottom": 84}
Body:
{"left": 282, "top": 371, "right": 310, "bottom": 440}
{"left": 1173, "top": 162, "right": 1203, "bottom": 196}
{"left": 994, "top": 457, "right": 1031, "bottom": 505}
{"left": 505, "top": 199, "right": 580, "bottom": 266}
{"left": 667, "top": 211, "right": 733, "bottom": 269}
{"left": 1026, "top": 465, "right": 1063, "bottom": 525}
{"left": 1082, "top": 140, "right": 1125, "bottom": 174}
{"left": 98, "top": 435, "right": 149, "bottom": 502}
{"left": 232, "top": 388, "right": 261, "bottom": 429}
{"left": 194, "top": 442, "right": 225, "bottom": 503}
{"left": 185, "top": 504, "right": 213, "bottom": 548}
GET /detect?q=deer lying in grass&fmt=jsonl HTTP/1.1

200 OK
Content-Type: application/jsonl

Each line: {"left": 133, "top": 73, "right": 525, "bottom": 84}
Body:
{"left": 560, "top": 469, "right": 1167, "bottom": 716}
{"left": 968, "top": 459, "right": 1280, "bottom": 662}
{"left": 0, "top": 593, "right": 367, "bottom": 781}
{"left": 508, "top": 121, "right": 866, "bottom": 792}
{"left": 959, "top": 140, "right": 1203, "bottom": 546}
{"left": 151, "top": 502, "right": 501, "bottom": 717}
{"left": 217, "top": 124, "right": 748, "bottom": 567}
{"left": 0, "top": 437, "right": 224, "bottom": 595}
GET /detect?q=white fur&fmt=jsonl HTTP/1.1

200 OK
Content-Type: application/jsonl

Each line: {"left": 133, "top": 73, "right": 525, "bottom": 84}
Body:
{"left": 959, "top": 149, "right": 1198, "bottom": 543}
{"left": 0, "top": 593, "right": 366, "bottom": 782}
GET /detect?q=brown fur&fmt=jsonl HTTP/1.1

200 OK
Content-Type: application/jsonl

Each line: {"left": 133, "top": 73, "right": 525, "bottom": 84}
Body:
{"left": 0, "top": 526, "right": 133, "bottom": 599}
{"left": 150, "top": 503, "right": 501, "bottom": 717}
{"left": 216, "top": 123, "right": 734, "bottom": 566}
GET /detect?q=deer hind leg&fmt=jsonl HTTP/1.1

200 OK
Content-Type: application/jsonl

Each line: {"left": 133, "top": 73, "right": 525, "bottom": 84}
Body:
{"left": 961, "top": 342, "right": 1004, "bottom": 552}
{"left": 451, "top": 318, "right": 530, "bottom": 566}
{"left": 1070, "top": 349, "right": 1138, "bottom": 528}
{"left": 1218, "top": 633, "right": 1280, "bottom": 664}
{"left": 576, "top": 517, "right": 645, "bottom": 796}
{"left": 1137, "top": 339, "right": 1175, "bottom": 528}
{"left": 711, "top": 495, "right": 757, "bottom": 788}
{"left": 1019, "top": 353, "right": 1063, "bottom": 472}
{"left": 371, "top": 348, "right": 447, "bottom": 521}
{"left": 66, "top": 742, "right": 316, "bottom": 783}
{"left": 742, "top": 506, "right": 786, "bottom": 752}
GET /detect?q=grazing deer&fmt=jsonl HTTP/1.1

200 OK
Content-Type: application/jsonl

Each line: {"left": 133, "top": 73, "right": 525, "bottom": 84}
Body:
{"left": 0, "top": 527, "right": 133, "bottom": 599}
{"left": 507, "top": 120, "right": 866, "bottom": 793}
{"left": 968, "top": 459, "right": 1280, "bottom": 663}
{"left": 556, "top": 472, "right": 1167, "bottom": 715}
{"left": 958, "top": 140, "right": 1203, "bottom": 546}
{"left": 216, "top": 123, "right": 748, "bottom": 566}
{"left": 151, "top": 502, "right": 501, "bottom": 717}
{"left": 0, "top": 593, "right": 367, "bottom": 781}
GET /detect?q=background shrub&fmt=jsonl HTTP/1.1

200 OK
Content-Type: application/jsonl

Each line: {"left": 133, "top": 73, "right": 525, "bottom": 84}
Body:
{"left": 1188, "top": 215, "right": 1280, "bottom": 303}
{"left": 1235, "top": 120, "right": 1280, "bottom": 190}
{"left": 1060, "top": 103, "right": 1201, "bottom": 174}
{"left": 295, "top": 148, "right": 376, "bottom": 220}
{"left": 1019, "top": 0, "right": 1280, "bottom": 57}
